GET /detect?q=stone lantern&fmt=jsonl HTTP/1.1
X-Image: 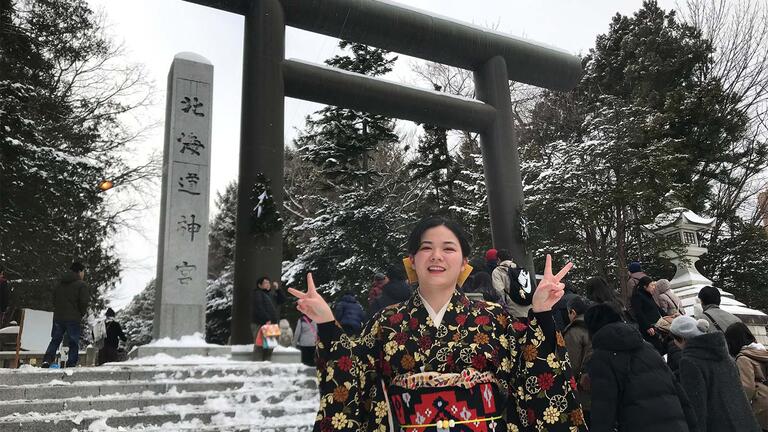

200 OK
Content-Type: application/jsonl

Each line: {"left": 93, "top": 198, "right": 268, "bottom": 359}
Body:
{"left": 647, "top": 208, "right": 768, "bottom": 342}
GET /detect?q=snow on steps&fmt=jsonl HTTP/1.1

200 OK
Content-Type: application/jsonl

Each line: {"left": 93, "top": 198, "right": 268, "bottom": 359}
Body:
{"left": 0, "top": 363, "right": 318, "bottom": 431}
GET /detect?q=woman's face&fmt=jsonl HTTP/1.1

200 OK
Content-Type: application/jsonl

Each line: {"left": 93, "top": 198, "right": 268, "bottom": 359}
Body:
{"left": 410, "top": 225, "right": 467, "bottom": 290}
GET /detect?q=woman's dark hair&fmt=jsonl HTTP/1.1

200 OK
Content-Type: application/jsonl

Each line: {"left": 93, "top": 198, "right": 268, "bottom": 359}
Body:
{"left": 385, "top": 265, "right": 406, "bottom": 282}
{"left": 724, "top": 322, "right": 757, "bottom": 357}
{"left": 585, "top": 276, "right": 625, "bottom": 312}
{"left": 585, "top": 302, "right": 622, "bottom": 336}
{"left": 256, "top": 276, "right": 271, "bottom": 286}
{"left": 637, "top": 276, "right": 653, "bottom": 292}
{"left": 407, "top": 216, "right": 471, "bottom": 258}
{"left": 585, "top": 277, "right": 613, "bottom": 303}
{"left": 698, "top": 285, "right": 721, "bottom": 306}
{"left": 496, "top": 249, "right": 512, "bottom": 262}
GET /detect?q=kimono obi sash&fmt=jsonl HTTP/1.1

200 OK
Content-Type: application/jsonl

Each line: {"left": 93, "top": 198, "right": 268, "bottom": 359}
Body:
{"left": 388, "top": 369, "right": 505, "bottom": 432}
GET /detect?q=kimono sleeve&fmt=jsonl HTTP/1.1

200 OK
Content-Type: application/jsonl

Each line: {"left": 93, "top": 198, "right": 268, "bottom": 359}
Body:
{"left": 313, "top": 316, "right": 386, "bottom": 432}
{"left": 505, "top": 310, "right": 587, "bottom": 432}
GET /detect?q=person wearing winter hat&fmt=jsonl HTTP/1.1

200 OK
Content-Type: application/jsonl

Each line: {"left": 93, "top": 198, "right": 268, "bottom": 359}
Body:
{"left": 586, "top": 303, "right": 696, "bottom": 432}
{"left": 653, "top": 279, "right": 684, "bottom": 316}
{"left": 724, "top": 322, "right": 768, "bottom": 430}
{"left": 671, "top": 315, "right": 761, "bottom": 432}
{"left": 484, "top": 248, "right": 498, "bottom": 273}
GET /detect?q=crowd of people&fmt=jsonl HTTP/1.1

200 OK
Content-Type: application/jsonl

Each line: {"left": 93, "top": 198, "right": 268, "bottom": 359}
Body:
{"left": 464, "top": 253, "right": 766, "bottom": 432}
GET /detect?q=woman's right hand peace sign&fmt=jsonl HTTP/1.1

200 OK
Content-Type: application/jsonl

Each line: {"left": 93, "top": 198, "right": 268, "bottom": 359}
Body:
{"left": 288, "top": 273, "right": 335, "bottom": 324}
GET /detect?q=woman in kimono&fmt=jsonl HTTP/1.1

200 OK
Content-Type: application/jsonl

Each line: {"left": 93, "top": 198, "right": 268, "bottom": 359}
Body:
{"left": 289, "top": 216, "right": 586, "bottom": 432}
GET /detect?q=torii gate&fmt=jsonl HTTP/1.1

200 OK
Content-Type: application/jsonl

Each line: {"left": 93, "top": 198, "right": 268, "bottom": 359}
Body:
{"left": 183, "top": 0, "right": 583, "bottom": 344}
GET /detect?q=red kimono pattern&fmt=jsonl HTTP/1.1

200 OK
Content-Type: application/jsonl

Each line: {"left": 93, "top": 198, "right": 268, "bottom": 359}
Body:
{"left": 314, "top": 289, "right": 587, "bottom": 432}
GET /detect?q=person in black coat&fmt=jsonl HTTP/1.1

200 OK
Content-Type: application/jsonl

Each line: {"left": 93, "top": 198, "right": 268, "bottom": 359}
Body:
{"left": 631, "top": 276, "right": 665, "bottom": 353}
{"left": 97, "top": 308, "right": 127, "bottom": 365}
{"left": 369, "top": 266, "right": 412, "bottom": 317}
{"left": 586, "top": 303, "right": 697, "bottom": 432}
{"left": 671, "top": 315, "right": 761, "bottom": 432}
{"left": 334, "top": 292, "right": 365, "bottom": 335}
{"left": 252, "top": 276, "right": 280, "bottom": 329}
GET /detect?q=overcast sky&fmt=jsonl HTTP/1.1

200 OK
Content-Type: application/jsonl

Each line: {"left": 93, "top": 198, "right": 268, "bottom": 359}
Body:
{"left": 87, "top": 0, "right": 677, "bottom": 309}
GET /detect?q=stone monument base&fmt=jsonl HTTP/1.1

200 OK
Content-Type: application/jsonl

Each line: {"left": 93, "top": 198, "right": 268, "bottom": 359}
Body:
{"left": 230, "top": 344, "right": 301, "bottom": 363}
{"left": 127, "top": 345, "right": 231, "bottom": 360}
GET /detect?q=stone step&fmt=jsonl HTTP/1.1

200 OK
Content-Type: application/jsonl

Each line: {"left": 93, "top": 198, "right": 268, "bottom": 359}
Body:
{"left": 127, "top": 421, "right": 315, "bottom": 432}
{"left": 0, "top": 375, "right": 317, "bottom": 402}
{"left": 0, "top": 380, "right": 244, "bottom": 401}
{"left": 0, "top": 364, "right": 315, "bottom": 387}
{"left": 0, "top": 386, "right": 318, "bottom": 417}
{"left": 0, "top": 403, "right": 318, "bottom": 431}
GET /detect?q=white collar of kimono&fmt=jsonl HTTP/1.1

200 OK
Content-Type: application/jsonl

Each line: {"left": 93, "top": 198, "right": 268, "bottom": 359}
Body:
{"left": 418, "top": 291, "right": 450, "bottom": 328}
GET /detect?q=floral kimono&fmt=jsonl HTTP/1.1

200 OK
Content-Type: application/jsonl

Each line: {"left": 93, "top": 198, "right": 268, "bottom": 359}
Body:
{"left": 314, "top": 289, "right": 587, "bottom": 432}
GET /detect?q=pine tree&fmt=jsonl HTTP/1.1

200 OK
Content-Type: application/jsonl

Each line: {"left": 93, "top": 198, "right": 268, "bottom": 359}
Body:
{"left": 295, "top": 41, "right": 398, "bottom": 189}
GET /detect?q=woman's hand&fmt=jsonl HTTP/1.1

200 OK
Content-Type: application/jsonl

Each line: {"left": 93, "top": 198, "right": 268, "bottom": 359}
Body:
{"left": 287, "top": 273, "right": 335, "bottom": 324}
{"left": 531, "top": 254, "right": 573, "bottom": 313}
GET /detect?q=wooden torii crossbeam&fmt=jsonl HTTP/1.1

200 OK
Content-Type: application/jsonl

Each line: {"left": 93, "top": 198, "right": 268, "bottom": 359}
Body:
{"left": 183, "top": 0, "right": 583, "bottom": 344}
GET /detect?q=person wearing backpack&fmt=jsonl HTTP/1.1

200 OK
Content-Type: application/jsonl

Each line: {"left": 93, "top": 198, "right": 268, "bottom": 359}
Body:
{"left": 491, "top": 249, "right": 529, "bottom": 319}
{"left": 725, "top": 322, "right": 768, "bottom": 431}
{"left": 97, "top": 308, "right": 127, "bottom": 365}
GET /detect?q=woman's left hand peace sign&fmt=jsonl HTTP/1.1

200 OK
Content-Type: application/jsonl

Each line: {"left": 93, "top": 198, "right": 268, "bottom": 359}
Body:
{"left": 531, "top": 254, "right": 573, "bottom": 313}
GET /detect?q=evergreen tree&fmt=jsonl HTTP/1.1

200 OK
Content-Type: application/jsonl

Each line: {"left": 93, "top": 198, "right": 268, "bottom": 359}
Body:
{"left": 520, "top": 1, "right": 747, "bottom": 287}
{"left": 295, "top": 41, "right": 398, "bottom": 189}
{"left": 0, "top": 0, "right": 154, "bottom": 311}
{"left": 205, "top": 269, "right": 232, "bottom": 344}
{"left": 208, "top": 182, "right": 237, "bottom": 278}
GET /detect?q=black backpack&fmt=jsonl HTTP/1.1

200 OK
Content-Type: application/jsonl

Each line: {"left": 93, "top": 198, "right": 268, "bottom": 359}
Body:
{"left": 507, "top": 266, "right": 534, "bottom": 306}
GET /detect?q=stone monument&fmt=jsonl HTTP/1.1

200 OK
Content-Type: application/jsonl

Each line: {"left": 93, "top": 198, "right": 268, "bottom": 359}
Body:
{"left": 131, "top": 53, "right": 227, "bottom": 359}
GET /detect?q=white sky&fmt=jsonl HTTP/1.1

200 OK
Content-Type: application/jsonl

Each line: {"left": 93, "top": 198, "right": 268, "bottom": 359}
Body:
{"left": 88, "top": 0, "right": 677, "bottom": 310}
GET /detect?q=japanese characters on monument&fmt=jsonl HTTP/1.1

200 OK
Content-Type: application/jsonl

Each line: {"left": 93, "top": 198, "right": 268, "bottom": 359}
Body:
{"left": 153, "top": 53, "right": 213, "bottom": 340}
